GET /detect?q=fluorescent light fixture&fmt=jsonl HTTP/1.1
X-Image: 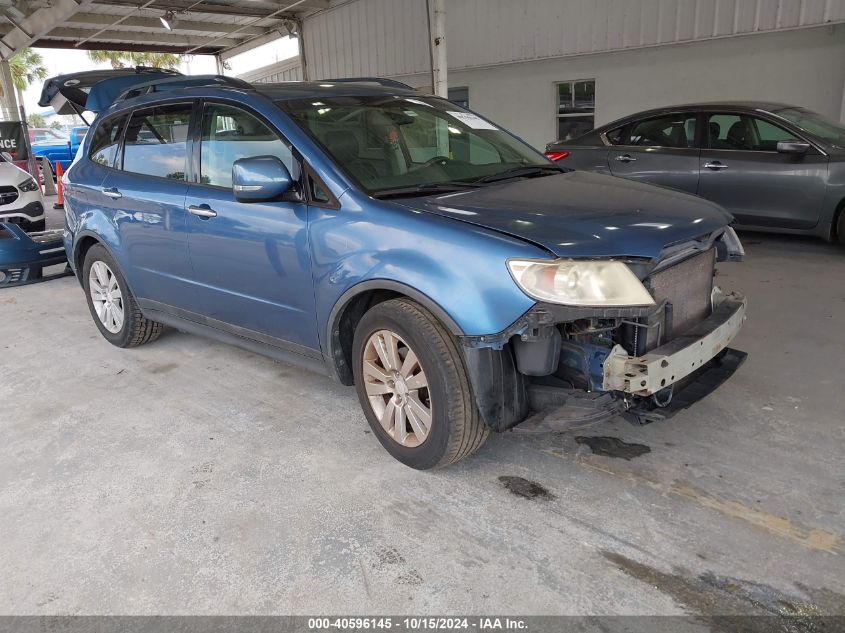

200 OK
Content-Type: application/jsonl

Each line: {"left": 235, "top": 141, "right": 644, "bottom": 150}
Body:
{"left": 160, "top": 11, "right": 176, "bottom": 30}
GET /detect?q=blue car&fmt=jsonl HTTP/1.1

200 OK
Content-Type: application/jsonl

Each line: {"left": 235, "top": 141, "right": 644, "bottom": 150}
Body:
{"left": 51, "top": 71, "right": 747, "bottom": 469}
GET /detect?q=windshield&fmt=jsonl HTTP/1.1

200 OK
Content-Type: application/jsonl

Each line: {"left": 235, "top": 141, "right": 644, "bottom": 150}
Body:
{"left": 774, "top": 107, "right": 845, "bottom": 148}
{"left": 31, "top": 128, "right": 68, "bottom": 145}
{"left": 280, "top": 95, "right": 551, "bottom": 194}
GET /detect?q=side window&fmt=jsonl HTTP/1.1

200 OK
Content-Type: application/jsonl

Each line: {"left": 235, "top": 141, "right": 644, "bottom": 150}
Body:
{"left": 308, "top": 175, "right": 331, "bottom": 204}
{"left": 200, "top": 103, "right": 293, "bottom": 188}
{"left": 625, "top": 114, "right": 697, "bottom": 148}
{"left": 122, "top": 104, "right": 191, "bottom": 180}
{"left": 750, "top": 117, "right": 799, "bottom": 151}
{"left": 605, "top": 126, "right": 625, "bottom": 145}
{"left": 89, "top": 115, "right": 126, "bottom": 167}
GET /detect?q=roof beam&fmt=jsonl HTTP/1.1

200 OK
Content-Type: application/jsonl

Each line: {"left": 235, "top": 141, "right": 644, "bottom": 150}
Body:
{"left": 184, "top": 0, "right": 308, "bottom": 54}
{"left": 36, "top": 27, "right": 245, "bottom": 49}
{"left": 0, "top": 0, "right": 93, "bottom": 58}
{"left": 90, "top": 0, "right": 325, "bottom": 19}
{"left": 218, "top": 28, "right": 290, "bottom": 60}
{"left": 64, "top": 12, "right": 271, "bottom": 37}
{"left": 34, "top": 38, "right": 223, "bottom": 55}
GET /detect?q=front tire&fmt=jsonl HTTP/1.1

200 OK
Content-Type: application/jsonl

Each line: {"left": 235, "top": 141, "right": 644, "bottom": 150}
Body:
{"left": 352, "top": 298, "right": 489, "bottom": 470}
{"left": 82, "top": 244, "right": 163, "bottom": 348}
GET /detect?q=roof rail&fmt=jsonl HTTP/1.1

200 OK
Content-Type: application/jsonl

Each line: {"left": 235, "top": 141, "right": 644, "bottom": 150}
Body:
{"left": 115, "top": 74, "right": 254, "bottom": 104}
{"left": 321, "top": 77, "right": 416, "bottom": 90}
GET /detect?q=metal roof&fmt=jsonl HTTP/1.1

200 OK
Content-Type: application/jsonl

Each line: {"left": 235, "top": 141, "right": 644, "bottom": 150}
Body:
{"left": 0, "top": 0, "right": 329, "bottom": 59}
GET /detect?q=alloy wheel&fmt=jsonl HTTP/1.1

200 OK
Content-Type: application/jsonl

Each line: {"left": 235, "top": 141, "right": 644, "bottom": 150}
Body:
{"left": 362, "top": 329, "right": 433, "bottom": 447}
{"left": 89, "top": 261, "right": 124, "bottom": 334}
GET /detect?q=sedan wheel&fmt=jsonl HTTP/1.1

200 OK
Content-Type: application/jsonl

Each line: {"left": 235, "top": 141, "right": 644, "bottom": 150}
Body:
{"left": 362, "top": 329, "right": 432, "bottom": 447}
{"left": 88, "top": 260, "right": 124, "bottom": 334}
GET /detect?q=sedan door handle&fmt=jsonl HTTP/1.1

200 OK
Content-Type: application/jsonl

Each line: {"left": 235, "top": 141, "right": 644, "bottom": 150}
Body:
{"left": 614, "top": 154, "right": 637, "bottom": 163}
{"left": 704, "top": 161, "right": 728, "bottom": 170}
{"left": 188, "top": 204, "right": 218, "bottom": 219}
{"left": 102, "top": 187, "right": 122, "bottom": 199}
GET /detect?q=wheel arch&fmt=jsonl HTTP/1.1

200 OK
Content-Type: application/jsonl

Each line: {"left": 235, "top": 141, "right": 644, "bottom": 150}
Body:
{"left": 325, "top": 280, "right": 464, "bottom": 385}
{"left": 72, "top": 232, "right": 127, "bottom": 291}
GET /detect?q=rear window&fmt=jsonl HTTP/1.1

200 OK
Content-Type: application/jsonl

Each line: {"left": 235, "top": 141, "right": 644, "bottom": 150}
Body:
{"left": 122, "top": 103, "right": 192, "bottom": 180}
{"left": 89, "top": 116, "right": 126, "bottom": 167}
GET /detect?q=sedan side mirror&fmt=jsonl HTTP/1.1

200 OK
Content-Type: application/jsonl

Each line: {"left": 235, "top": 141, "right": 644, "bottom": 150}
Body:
{"left": 777, "top": 141, "right": 810, "bottom": 155}
{"left": 232, "top": 155, "right": 294, "bottom": 202}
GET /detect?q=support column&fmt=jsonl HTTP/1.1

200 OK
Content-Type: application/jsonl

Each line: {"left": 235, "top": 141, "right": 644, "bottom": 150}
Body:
{"left": 0, "top": 59, "right": 18, "bottom": 121}
{"left": 296, "top": 19, "right": 309, "bottom": 81}
{"left": 428, "top": 0, "right": 448, "bottom": 98}
{"left": 215, "top": 54, "right": 225, "bottom": 75}
{"left": 0, "top": 58, "right": 37, "bottom": 178}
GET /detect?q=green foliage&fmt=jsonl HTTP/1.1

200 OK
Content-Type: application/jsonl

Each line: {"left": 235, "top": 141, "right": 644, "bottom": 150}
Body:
{"left": 27, "top": 113, "right": 46, "bottom": 128}
{"left": 50, "top": 120, "right": 63, "bottom": 130}
{"left": 9, "top": 48, "right": 48, "bottom": 91}
{"left": 86, "top": 50, "right": 182, "bottom": 70}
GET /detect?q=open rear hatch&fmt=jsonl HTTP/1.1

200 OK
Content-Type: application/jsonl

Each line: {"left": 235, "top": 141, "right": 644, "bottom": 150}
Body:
{"left": 38, "top": 67, "right": 182, "bottom": 116}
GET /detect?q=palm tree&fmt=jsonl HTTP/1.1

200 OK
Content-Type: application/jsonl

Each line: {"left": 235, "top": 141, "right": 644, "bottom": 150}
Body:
{"left": 86, "top": 50, "right": 182, "bottom": 70}
{"left": 26, "top": 113, "right": 46, "bottom": 128}
{"left": 9, "top": 48, "right": 48, "bottom": 111}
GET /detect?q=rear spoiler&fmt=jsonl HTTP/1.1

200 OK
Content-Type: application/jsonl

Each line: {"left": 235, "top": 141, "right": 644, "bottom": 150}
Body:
{"left": 39, "top": 67, "right": 182, "bottom": 117}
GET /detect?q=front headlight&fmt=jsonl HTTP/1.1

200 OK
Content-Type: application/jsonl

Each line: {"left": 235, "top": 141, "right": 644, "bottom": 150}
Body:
{"left": 18, "top": 177, "right": 39, "bottom": 192}
{"left": 507, "top": 259, "right": 656, "bottom": 306}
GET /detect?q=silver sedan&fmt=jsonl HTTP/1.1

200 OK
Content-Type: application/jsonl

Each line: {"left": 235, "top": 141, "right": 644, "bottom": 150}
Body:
{"left": 546, "top": 102, "right": 845, "bottom": 246}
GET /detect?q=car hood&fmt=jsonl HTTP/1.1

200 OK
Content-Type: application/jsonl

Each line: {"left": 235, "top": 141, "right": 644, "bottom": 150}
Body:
{"left": 390, "top": 170, "right": 733, "bottom": 259}
{"left": 0, "top": 161, "right": 29, "bottom": 183}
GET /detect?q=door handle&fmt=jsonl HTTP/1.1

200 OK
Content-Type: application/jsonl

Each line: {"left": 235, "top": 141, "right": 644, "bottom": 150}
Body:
{"left": 102, "top": 187, "right": 122, "bottom": 199}
{"left": 704, "top": 161, "right": 728, "bottom": 170}
{"left": 614, "top": 154, "right": 636, "bottom": 163}
{"left": 188, "top": 204, "right": 218, "bottom": 219}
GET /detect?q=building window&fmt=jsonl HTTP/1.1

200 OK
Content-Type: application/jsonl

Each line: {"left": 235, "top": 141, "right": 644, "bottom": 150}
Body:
{"left": 448, "top": 86, "right": 470, "bottom": 109}
{"left": 556, "top": 79, "right": 595, "bottom": 141}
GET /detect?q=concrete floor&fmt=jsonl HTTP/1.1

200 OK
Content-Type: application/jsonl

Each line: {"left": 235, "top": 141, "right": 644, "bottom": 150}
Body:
{"left": 1, "top": 220, "right": 843, "bottom": 616}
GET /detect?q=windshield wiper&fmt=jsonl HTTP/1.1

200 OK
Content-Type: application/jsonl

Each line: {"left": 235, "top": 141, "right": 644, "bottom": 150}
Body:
{"left": 474, "top": 164, "right": 564, "bottom": 184}
{"left": 371, "top": 182, "right": 481, "bottom": 199}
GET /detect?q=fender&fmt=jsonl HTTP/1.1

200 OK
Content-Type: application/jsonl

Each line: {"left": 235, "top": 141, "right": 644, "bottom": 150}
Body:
{"left": 323, "top": 278, "right": 464, "bottom": 383}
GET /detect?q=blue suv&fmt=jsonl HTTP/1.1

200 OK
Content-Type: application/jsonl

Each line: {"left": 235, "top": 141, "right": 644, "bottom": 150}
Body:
{"left": 50, "top": 71, "right": 747, "bottom": 469}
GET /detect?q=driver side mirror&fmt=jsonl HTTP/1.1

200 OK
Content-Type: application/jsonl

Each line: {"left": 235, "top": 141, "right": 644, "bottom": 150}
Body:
{"left": 232, "top": 155, "right": 295, "bottom": 202}
{"left": 777, "top": 141, "right": 810, "bottom": 155}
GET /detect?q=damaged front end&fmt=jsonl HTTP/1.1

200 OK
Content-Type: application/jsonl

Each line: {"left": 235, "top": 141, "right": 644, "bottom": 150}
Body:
{"left": 0, "top": 222, "right": 71, "bottom": 288}
{"left": 462, "top": 227, "right": 747, "bottom": 433}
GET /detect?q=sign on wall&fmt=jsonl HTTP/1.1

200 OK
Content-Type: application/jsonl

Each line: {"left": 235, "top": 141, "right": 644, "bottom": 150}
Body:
{"left": 0, "top": 121, "right": 28, "bottom": 160}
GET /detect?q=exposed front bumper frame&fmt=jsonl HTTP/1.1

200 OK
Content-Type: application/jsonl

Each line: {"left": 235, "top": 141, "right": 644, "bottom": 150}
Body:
{"left": 603, "top": 292, "right": 747, "bottom": 396}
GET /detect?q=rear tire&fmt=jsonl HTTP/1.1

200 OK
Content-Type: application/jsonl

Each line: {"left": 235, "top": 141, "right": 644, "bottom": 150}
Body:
{"left": 82, "top": 244, "right": 163, "bottom": 348}
{"left": 352, "top": 298, "right": 488, "bottom": 470}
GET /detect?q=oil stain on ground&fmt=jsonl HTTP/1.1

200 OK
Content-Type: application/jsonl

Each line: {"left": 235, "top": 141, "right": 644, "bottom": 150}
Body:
{"left": 602, "top": 550, "right": 845, "bottom": 632}
{"left": 575, "top": 436, "right": 651, "bottom": 460}
{"left": 498, "top": 476, "right": 555, "bottom": 500}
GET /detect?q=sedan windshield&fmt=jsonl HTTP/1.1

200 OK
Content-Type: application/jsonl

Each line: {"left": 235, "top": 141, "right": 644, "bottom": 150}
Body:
{"left": 280, "top": 95, "right": 552, "bottom": 196}
{"left": 774, "top": 107, "right": 845, "bottom": 148}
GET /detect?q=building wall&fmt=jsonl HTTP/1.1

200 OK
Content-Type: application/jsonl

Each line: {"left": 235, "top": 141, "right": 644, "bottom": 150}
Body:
{"left": 237, "top": 57, "right": 302, "bottom": 83}
{"left": 304, "top": 0, "right": 845, "bottom": 78}
{"left": 393, "top": 24, "right": 845, "bottom": 149}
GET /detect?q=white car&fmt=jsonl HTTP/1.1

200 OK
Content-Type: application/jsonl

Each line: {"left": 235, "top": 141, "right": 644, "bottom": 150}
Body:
{"left": 0, "top": 153, "right": 45, "bottom": 232}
